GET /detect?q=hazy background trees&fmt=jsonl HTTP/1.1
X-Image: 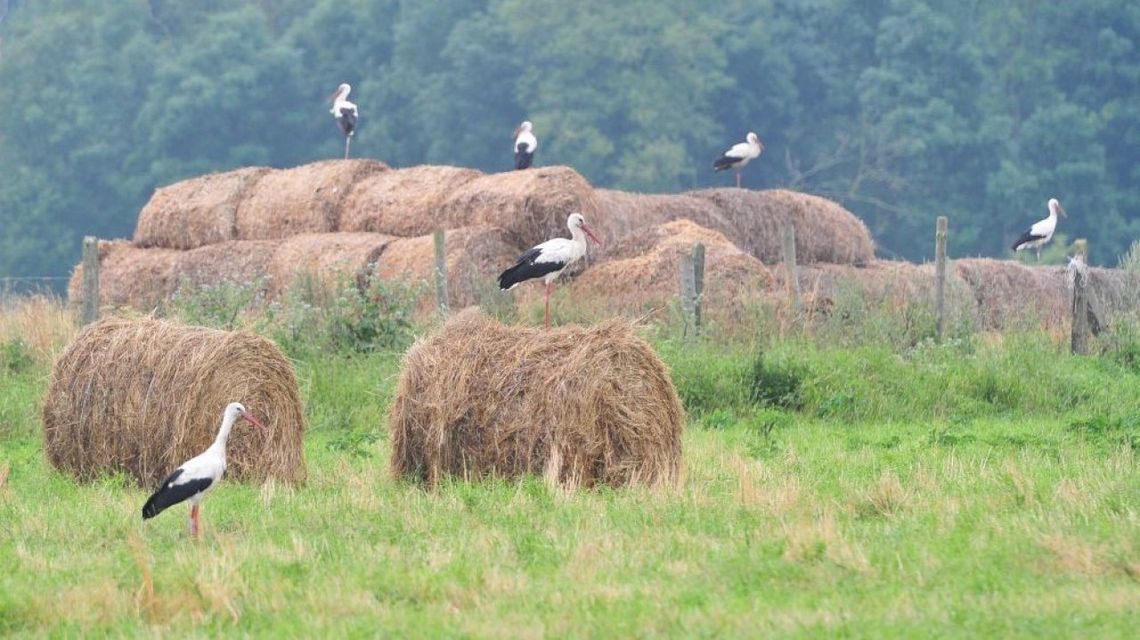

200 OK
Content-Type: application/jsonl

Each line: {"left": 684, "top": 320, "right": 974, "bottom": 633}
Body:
{"left": 1, "top": 0, "right": 1137, "bottom": 280}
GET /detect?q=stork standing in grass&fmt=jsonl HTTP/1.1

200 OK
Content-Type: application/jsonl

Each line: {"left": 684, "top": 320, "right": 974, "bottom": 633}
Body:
{"left": 713, "top": 132, "right": 764, "bottom": 188}
{"left": 329, "top": 83, "right": 358, "bottom": 160}
{"left": 513, "top": 121, "right": 537, "bottom": 170}
{"left": 1012, "top": 198, "right": 1067, "bottom": 261}
{"left": 499, "top": 212, "right": 601, "bottom": 328}
{"left": 142, "top": 402, "right": 265, "bottom": 538}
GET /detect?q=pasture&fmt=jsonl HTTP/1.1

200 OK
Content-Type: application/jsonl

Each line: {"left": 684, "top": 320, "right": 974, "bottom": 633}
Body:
{"left": 1, "top": 294, "right": 1138, "bottom": 637}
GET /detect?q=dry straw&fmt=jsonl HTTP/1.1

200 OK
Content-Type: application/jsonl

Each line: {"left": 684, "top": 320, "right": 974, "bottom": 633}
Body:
{"left": 42, "top": 317, "right": 306, "bottom": 487}
{"left": 68, "top": 240, "right": 180, "bottom": 312}
{"left": 134, "top": 167, "right": 272, "bottom": 250}
{"left": 389, "top": 310, "right": 684, "bottom": 489}
{"left": 268, "top": 232, "right": 395, "bottom": 295}
{"left": 339, "top": 165, "right": 484, "bottom": 235}
{"left": 235, "top": 159, "right": 388, "bottom": 240}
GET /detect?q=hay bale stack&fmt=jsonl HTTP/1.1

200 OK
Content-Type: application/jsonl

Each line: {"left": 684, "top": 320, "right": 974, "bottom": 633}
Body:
{"left": 268, "top": 232, "right": 396, "bottom": 295}
{"left": 170, "top": 240, "right": 280, "bottom": 296}
{"left": 68, "top": 240, "right": 180, "bottom": 311}
{"left": 134, "top": 167, "right": 272, "bottom": 249}
{"left": 570, "top": 219, "right": 772, "bottom": 313}
{"left": 688, "top": 189, "right": 875, "bottom": 265}
{"left": 42, "top": 317, "right": 306, "bottom": 486}
{"left": 953, "top": 259, "right": 1069, "bottom": 329}
{"left": 435, "top": 166, "right": 601, "bottom": 249}
{"left": 592, "top": 189, "right": 735, "bottom": 245}
{"left": 389, "top": 310, "right": 683, "bottom": 489}
{"left": 235, "top": 159, "right": 388, "bottom": 240}
{"left": 373, "top": 225, "right": 520, "bottom": 313}
{"left": 340, "top": 165, "right": 484, "bottom": 235}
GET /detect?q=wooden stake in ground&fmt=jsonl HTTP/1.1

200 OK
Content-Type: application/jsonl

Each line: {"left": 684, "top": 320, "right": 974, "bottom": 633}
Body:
{"left": 680, "top": 243, "right": 705, "bottom": 340}
{"left": 81, "top": 236, "right": 100, "bottom": 325}
{"left": 1070, "top": 238, "right": 1090, "bottom": 355}
{"left": 935, "top": 216, "right": 948, "bottom": 341}
{"left": 433, "top": 228, "right": 448, "bottom": 317}
{"left": 782, "top": 225, "right": 800, "bottom": 315}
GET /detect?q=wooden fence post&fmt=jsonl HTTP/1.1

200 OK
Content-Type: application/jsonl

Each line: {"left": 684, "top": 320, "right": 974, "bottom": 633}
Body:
{"left": 935, "top": 216, "right": 948, "bottom": 341}
{"left": 1070, "top": 238, "right": 1090, "bottom": 355}
{"left": 782, "top": 225, "right": 800, "bottom": 314}
{"left": 433, "top": 228, "right": 448, "bottom": 317}
{"left": 81, "top": 236, "right": 100, "bottom": 324}
{"left": 691, "top": 243, "right": 705, "bottom": 336}
{"left": 680, "top": 251, "right": 695, "bottom": 340}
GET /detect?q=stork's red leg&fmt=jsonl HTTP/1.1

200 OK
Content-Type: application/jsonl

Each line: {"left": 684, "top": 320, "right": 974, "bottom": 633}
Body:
{"left": 190, "top": 504, "right": 200, "bottom": 538}
{"left": 344, "top": 137, "right": 351, "bottom": 160}
{"left": 544, "top": 282, "right": 552, "bottom": 328}
{"left": 736, "top": 172, "right": 742, "bottom": 189}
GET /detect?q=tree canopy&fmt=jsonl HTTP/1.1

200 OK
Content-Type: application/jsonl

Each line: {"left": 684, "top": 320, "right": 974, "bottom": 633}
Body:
{"left": 1, "top": 0, "right": 1137, "bottom": 279}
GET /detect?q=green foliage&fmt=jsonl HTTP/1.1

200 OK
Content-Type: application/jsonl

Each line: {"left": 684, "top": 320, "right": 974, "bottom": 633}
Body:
{"left": 656, "top": 339, "right": 751, "bottom": 415}
{"left": 748, "top": 349, "right": 804, "bottom": 410}
{"left": 168, "top": 279, "right": 267, "bottom": 330}
{"left": 0, "top": 338, "right": 34, "bottom": 374}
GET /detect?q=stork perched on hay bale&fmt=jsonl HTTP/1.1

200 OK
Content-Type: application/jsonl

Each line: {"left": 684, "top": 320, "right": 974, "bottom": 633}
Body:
{"left": 513, "top": 120, "right": 537, "bottom": 170}
{"left": 142, "top": 402, "right": 265, "bottom": 537}
{"left": 1012, "top": 198, "right": 1067, "bottom": 261}
{"left": 499, "top": 212, "right": 601, "bottom": 328}
{"left": 329, "top": 83, "right": 358, "bottom": 159}
{"left": 713, "top": 132, "right": 764, "bottom": 188}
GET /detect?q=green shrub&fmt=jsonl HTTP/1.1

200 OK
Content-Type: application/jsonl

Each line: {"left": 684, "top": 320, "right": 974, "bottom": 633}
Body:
{"left": 169, "top": 278, "right": 266, "bottom": 330}
{"left": 0, "top": 338, "right": 34, "bottom": 374}
{"left": 749, "top": 349, "right": 805, "bottom": 410}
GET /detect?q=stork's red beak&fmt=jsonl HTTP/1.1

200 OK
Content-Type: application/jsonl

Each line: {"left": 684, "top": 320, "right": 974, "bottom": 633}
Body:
{"left": 241, "top": 411, "right": 266, "bottom": 430}
{"left": 512, "top": 126, "right": 522, "bottom": 139}
{"left": 582, "top": 223, "right": 602, "bottom": 245}
{"left": 327, "top": 88, "right": 341, "bottom": 103}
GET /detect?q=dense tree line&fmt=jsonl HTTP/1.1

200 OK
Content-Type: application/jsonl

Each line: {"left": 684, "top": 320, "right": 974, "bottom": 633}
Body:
{"left": 1, "top": 0, "right": 1137, "bottom": 279}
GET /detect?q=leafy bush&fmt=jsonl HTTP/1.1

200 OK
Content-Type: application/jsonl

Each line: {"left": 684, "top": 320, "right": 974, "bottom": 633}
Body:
{"left": 1, "top": 338, "right": 34, "bottom": 374}
{"left": 169, "top": 279, "right": 266, "bottom": 330}
{"left": 749, "top": 349, "right": 805, "bottom": 410}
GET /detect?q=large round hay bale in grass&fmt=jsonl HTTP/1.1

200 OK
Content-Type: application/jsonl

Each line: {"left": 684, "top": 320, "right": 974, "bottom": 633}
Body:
{"left": 389, "top": 310, "right": 683, "bottom": 489}
{"left": 134, "top": 167, "right": 272, "bottom": 249}
{"left": 235, "top": 159, "right": 388, "bottom": 240}
{"left": 42, "top": 317, "right": 306, "bottom": 487}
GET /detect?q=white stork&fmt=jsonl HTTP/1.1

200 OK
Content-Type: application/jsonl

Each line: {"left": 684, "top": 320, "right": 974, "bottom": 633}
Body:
{"left": 713, "top": 131, "right": 764, "bottom": 188}
{"left": 1012, "top": 198, "right": 1067, "bottom": 261}
{"left": 513, "top": 120, "right": 537, "bottom": 170}
{"left": 142, "top": 402, "right": 265, "bottom": 537}
{"left": 329, "top": 83, "right": 358, "bottom": 160}
{"left": 499, "top": 212, "right": 601, "bottom": 328}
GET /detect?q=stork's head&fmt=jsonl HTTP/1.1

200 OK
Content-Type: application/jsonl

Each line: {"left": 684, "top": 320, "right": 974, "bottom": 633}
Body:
{"left": 328, "top": 83, "right": 351, "bottom": 102}
{"left": 1049, "top": 198, "right": 1067, "bottom": 218}
{"left": 747, "top": 132, "right": 764, "bottom": 151}
{"left": 567, "top": 212, "right": 602, "bottom": 245}
{"left": 225, "top": 402, "right": 266, "bottom": 430}
{"left": 514, "top": 120, "right": 533, "bottom": 138}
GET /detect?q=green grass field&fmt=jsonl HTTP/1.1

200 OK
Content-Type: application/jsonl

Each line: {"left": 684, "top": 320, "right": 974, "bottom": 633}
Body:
{"left": 1, "top": 299, "right": 1138, "bottom": 637}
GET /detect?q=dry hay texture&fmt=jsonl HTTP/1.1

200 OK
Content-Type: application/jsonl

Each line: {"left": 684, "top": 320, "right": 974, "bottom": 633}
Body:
{"left": 170, "top": 240, "right": 280, "bottom": 297}
{"left": 435, "top": 166, "right": 601, "bottom": 249}
{"left": 571, "top": 219, "right": 773, "bottom": 314}
{"left": 235, "top": 159, "right": 388, "bottom": 240}
{"left": 268, "top": 232, "right": 395, "bottom": 295}
{"left": 134, "top": 167, "right": 272, "bottom": 250}
{"left": 42, "top": 317, "right": 306, "bottom": 487}
{"left": 68, "top": 240, "right": 180, "bottom": 311}
{"left": 339, "top": 165, "right": 485, "bottom": 235}
{"left": 373, "top": 225, "right": 521, "bottom": 314}
{"left": 389, "top": 310, "right": 684, "bottom": 489}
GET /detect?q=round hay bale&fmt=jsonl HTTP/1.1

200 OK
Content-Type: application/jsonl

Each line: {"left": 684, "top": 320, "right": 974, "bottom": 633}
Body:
{"left": 592, "top": 189, "right": 735, "bottom": 246}
{"left": 134, "top": 167, "right": 272, "bottom": 250}
{"left": 68, "top": 240, "right": 180, "bottom": 312}
{"left": 570, "top": 219, "right": 772, "bottom": 314}
{"left": 171, "top": 240, "right": 280, "bottom": 297}
{"left": 340, "top": 165, "right": 484, "bottom": 235}
{"left": 235, "top": 159, "right": 389, "bottom": 240}
{"left": 953, "top": 258, "right": 1067, "bottom": 330}
{"left": 268, "top": 232, "right": 396, "bottom": 296}
{"left": 688, "top": 189, "right": 875, "bottom": 265}
{"left": 435, "top": 166, "right": 601, "bottom": 249}
{"left": 389, "top": 310, "right": 684, "bottom": 489}
{"left": 373, "top": 225, "right": 520, "bottom": 315}
{"left": 42, "top": 317, "right": 306, "bottom": 487}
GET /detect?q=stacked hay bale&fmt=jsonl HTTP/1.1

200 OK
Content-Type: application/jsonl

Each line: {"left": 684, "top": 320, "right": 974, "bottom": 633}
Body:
{"left": 68, "top": 240, "right": 180, "bottom": 311}
{"left": 267, "top": 232, "right": 395, "bottom": 296}
{"left": 340, "top": 165, "right": 484, "bottom": 235}
{"left": 42, "top": 317, "right": 306, "bottom": 486}
{"left": 134, "top": 167, "right": 272, "bottom": 250}
{"left": 389, "top": 310, "right": 683, "bottom": 489}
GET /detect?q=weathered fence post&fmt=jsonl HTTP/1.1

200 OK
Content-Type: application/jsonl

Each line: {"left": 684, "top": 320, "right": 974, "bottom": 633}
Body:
{"left": 935, "top": 216, "right": 948, "bottom": 341}
{"left": 81, "top": 236, "right": 100, "bottom": 324}
{"left": 433, "top": 228, "right": 448, "bottom": 317}
{"left": 1070, "top": 238, "right": 1090, "bottom": 355}
{"left": 680, "top": 243, "right": 705, "bottom": 340}
{"left": 782, "top": 225, "right": 800, "bottom": 314}
{"left": 691, "top": 243, "right": 705, "bottom": 336}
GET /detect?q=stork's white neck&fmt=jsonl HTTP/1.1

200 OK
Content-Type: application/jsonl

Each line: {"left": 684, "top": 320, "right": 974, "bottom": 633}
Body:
{"left": 568, "top": 224, "right": 587, "bottom": 248}
{"left": 210, "top": 411, "right": 240, "bottom": 452}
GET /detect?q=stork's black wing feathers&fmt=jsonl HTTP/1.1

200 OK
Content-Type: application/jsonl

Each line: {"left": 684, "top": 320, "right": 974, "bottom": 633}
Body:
{"left": 498, "top": 247, "right": 564, "bottom": 290}
{"left": 1011, "top": 229, "right": 1046, "bottom": 251}
{"left": 514, "top": 142, "right": 534, "bottom": 170}
{"left": 337, "top": 108, "right": 357, "bottom": 137}
{"left": 142, "top": 468, "right": 213, "bottom": 519}
{"left": 713, "top": 154, "right": 740, "bottom": 172}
